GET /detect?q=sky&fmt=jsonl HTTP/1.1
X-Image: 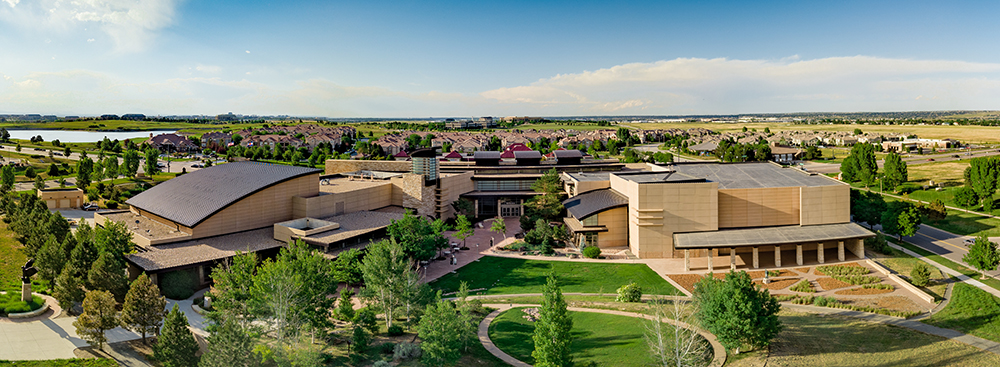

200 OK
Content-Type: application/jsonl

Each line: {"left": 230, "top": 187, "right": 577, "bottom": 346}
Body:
{"left": 2, "top": 0, "right": 1000, "bottom": 117}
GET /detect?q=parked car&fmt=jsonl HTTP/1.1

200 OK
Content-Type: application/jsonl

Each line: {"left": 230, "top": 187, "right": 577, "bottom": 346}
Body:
{"left": 963, "top": 238, "right": 976, "bottom": 246}
{"left": 952, "top": 154, "right": 960, "bottom": 158}
{"left": 927, "top": 158, "right": 935, "bottom": 162}
{"left": 82, "top": 203, "right": 100, "bottom": 211}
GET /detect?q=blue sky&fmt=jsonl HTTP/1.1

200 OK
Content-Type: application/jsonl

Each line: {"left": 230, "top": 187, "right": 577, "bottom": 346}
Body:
{"left": 2, "top": 0, "right": 1000, "bottom": 117}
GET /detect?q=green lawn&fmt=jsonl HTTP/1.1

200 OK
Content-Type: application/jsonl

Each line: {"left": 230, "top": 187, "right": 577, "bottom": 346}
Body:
{"left": 488, "top": 308, "right": 680, "bottom": 366}
{"left": 893, "top": 241, "right": 1000, "bottom": 292}
{"left": 0, "top": 222, "right": 27, "bottom": 290}
{"left": 0, "top": 360, "right": 116, "bottom": 367}
{"left": 924, "top": 283, "right": 1000, "bottom": 343}
{"left": 923, "top": 210, "right": 1000, "bottom": 237}
{"left": 870, "top": 246, "right": 949, "bottom": 300}
{"left": 429, "top": 256, "right": 680, "bottom": 295}
{"left": 727, "top": 310, "right": 1000, "bottom": 367}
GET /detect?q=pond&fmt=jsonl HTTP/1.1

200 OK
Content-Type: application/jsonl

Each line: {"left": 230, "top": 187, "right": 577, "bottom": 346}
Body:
{"left": 5, "top": 129, "right": 176, "bottom": 143}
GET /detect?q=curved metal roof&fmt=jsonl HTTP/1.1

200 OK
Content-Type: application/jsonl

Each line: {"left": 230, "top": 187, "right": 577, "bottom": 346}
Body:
{"left": 562, "top": 188, "right": 629, "bottom": 220}
{"left": 126, "top": 162, "right": 321, "bottom": 228}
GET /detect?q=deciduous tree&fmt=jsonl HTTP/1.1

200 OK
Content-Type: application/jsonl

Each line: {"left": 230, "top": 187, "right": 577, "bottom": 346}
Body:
{"left": 76, "top": 157, "right": 94, "bottom": 189}
{"left": 122, "top": 149, "right": 140, "bottom": 177}
{"left": 360, "top": 238, "right": 412, "bottom": 329}
{"left": 332, "top": 248, "right": 364, "bottom": 286}
{"left": 73, "top": 290, "right": 119, "bottom": 351}
{"left": 454, "top": 214, "right": 474, "bottom": 248}
{"left": 693, "top": 271, "right": 782, "bottom": 353}
{"left": 53, "top": 265, "right": 85, "bottom": 311}
{"left": 963, "top": 235, "right": 1000, "bottom": 279}
{"left": 490, "top": 216, "right": 507, "bottom": 240}
{"left": 969, "top": 157, "right": 999, "bottom": 211}
{"left": 210, "top": 251, "right": 259, "bottom": 330}
{"left": 645, "top": 300, "right": 709, "bottom": 367}
{"left": 418, "top": 294, "right": 464, "bottom": 366}
{"left": 144, "top": 148, "right": 161, "bottom": 176}
{"left": 882, "top": 153, "right": 908, "bottom": 191}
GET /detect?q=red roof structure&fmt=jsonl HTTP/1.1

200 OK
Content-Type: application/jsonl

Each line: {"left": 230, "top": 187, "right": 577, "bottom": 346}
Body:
{"left": 393, "top": 150, "right": 410, "bottom": 158}
{"left": 444, "top": 151, "right": 463, "bottom": 159}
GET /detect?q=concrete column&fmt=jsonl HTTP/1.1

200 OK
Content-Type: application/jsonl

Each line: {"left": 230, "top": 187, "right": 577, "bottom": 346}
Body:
{"left": 707, "top": 250, "right": 714, "bottom": 273}
{"left": 21, "top": 282, "right": 31, "bottom": 302}
{"left": 198, "top": 266, "right": 206, "bottom": 284}
{"left": 817, "top": 242, "right": 825, "bottom": 264}
{"left": 752, "top": 246, "right": 759, "bottom": 269}
{"left": 850, "top": 239, "right": 866, "bottom": 259}
{"left": 684, "top": 250, "right": 690, "bottom": 272}
{"left": 774, "top": 245, "right": 782, "bottom": 267}
{"left": 796, "top": 244, "right": 803, "bottom": 266}
{"left": 730, "top": 248, "right": 737, "bottom": 271}
{"left": 838, "top": 241, "right": 845, "bottom": 262}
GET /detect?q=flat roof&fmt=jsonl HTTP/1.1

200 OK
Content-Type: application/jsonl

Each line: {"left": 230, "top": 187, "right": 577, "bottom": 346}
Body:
{"left": 299, "top": 208, "right": 407, "bottom": 246}
{"left": 613, "top": 171, "right": 705, "bottom": 184}
{"left": 126, "top": 162, "right": 321, "bottom": 228}
{"left": 319, "top": 177, "right": 392, "bottom": 194}
{"left": 670, "top": 162, "right": 841, "bottom": 189}
{"left": 563, "top": 189, "right": 629, "bottom": 220}
{"left": 673, "top": 222, "right": 874, "bottom": 249}
{"left": 564, "top": 172, "right": 612, "bottom": 182}
{"left": 126, "top": 227, "right": 284, "bottom": 272}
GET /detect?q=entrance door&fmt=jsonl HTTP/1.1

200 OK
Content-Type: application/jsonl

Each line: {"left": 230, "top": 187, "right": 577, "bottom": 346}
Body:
{"left": 499, "top": 198, "right": 521, "bottom": 217}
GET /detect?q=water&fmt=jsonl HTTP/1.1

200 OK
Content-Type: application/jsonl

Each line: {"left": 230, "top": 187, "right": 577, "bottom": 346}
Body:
{"left": 5, "top": 130, "right": 176, "bottom": 143}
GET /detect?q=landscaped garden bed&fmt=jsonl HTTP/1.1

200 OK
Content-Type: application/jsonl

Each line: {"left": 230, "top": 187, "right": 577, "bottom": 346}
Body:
{"left": 0, "top": 291, "right": 45, "bottom": 317}
{"left": 753, "top": 278, "right": 800, "bottom": 290}
{"left": 815, "top": 277, "right": 853, "bottom": 291}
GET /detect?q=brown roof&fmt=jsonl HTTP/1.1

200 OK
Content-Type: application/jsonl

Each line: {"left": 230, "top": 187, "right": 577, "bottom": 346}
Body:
{"left": 126, "top": 228, "right": 284, "bottom": 271}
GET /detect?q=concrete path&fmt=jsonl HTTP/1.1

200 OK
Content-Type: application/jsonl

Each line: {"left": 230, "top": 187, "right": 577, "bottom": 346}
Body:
{"left": 478, "top": 303, "right": 727, "bottom": 367}
{"left": 421, "top": 217, "right": 522, "bottom": 283}
{"left": 785, "top": 303, "right": 1000, "bottom": 355}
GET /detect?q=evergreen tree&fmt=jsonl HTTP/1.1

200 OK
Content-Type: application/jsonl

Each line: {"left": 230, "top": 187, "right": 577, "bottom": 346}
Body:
{"left": 154, "top": 304, "right": 201, "bottom": 367}
{"left": 73, "top": 290, "right": 119, "bottom": 350}
{"left": 76, "top": 157, "right": 94, "bottom": 189}
{"left": 88, "top": 252, "right": 129, "bottom": 301}
{"left": 33, "top": 175, "right": 44, "bottom": 191}
{"left": 121, "top": 273, "right": 168, "bottom": 344}
{"left": 336, "top": 288, "right": 356, "bottom": 321}
{"left": 332, "top": 248, "right": 364, "bottom": 286}
{"left": 418, "top": 294, "right": 464, "bottom": 366}
{"left": 532, "top": 275, "right": 574, "bottom": 367}
{"left": 53, "top": 265, "right": 86, "bottom": 311}
{"left": 963, "top": 235, "right": 1000, "bottom": 280}
{"left": 69, "top": 228, "right": 99, "bottom": 279}
{"left": 0, "top": 164, "right": 14, "bottom": 192}
{"left": 693, "top": 271, "right": 782, "bottom": 353}
{"left": 200, "top": 317, "right": 260, "bottom": 367}
{"left": 882, "top": 153, "right": 908, "bottom": 190}
{"left": 35, "top": 236, "right": 66, "bottom": 283}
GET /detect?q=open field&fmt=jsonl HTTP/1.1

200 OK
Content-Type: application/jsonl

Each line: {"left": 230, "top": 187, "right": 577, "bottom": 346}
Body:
{"left": 906, "top": 161, "right": 968, "bottom": 186}
{"left": 488, "top": 308, "right": 678, "bottom": 366}
{"left": 0, "top": 120, "right": 275, "bottom": 133}
{"left": 518, "top": 122, "right": 619, "bottom": 131}
{"left": 923, "top": 283, "right": 1000, "bottom": 343}
{"left": 0, "top": 222, "right": 26, "bottom": 290}
{"left": 429, "top": 256, "right": 680, "bottom": 295}
{"left": 625, "top": 122, "right": 1000, "bottom": 143}
{"left": 727, "top": 310, "right": 1000, "bottom": 367}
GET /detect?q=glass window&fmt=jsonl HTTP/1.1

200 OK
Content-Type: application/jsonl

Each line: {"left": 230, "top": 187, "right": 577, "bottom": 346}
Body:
{"left": 582, "top": 215, "right": 598, "bottom": 226}
{"left": 475, "top": 180, "right": 535, "bottom": 191}
{"left": 583, "top": 232, "right": 598, "bottom": 247}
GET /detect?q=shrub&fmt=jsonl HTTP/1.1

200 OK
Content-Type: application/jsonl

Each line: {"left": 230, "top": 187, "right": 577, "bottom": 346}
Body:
{"left": 387, "top": 324, "right": 404, "bottom": 336}
{"left": 818, "top": 265, "right": 869, "bottom": 277}
{"left": 373, "top": 361, "right": 391, "bottom": 367}
{"left": 105, "top": 200, "right": 119, "bottom": 209}
{"left": 865, "top": 233, "right": 890, "bottom": 254}
{"left": 615, "top": 282, "right": 642, "bottom": 302}
{"left": 863, "top": 284, "right": 894, "bottom": 290}
{"left": 910, "top": 263, "right": 931, "bottom": 287}
{"left": 0, "top": 295, "right": 45, "bottom": 315}
{"left": 24, "top": 166, "right": 36, "bottom": 178}
{"left": 833, "top": 275, "right": 882, "bottom": 285}
{"left": 393, "top": 342, "right": 422, "bottom": 360}
{"left": 502, "top": 241, "right": 527, "bottom": 251}
{"left": 582, "top": 246, "right": 602, "bottom": 259}
{"left": 813, "top": 296, "right": 839, "bottom": 307}
{"left": 161, "top": 270, "right": 198, "bottom": 300}
{"left": 377, "top": 342, "right": 396, "bottom": 354}
{"left": 790, "top": 280, "right": 816, "bottom": 293}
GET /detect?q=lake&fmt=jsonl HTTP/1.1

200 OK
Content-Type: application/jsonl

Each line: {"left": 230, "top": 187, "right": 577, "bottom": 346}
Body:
{"left": 5, "top": 130, "right": 175, "bottom": 143}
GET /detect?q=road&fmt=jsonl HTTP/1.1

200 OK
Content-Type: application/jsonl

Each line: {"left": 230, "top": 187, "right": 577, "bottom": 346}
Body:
{"left": 887, "top": 223, "right": 1000, "bottom": 279}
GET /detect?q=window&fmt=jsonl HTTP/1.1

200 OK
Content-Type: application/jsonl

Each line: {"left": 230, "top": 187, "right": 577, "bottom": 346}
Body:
{"left": 475, "top": 180, "right": 535, "bottom": 191}
{"left": 582, "top": 215, "right": 599, "bottom": 227}
{"left": 583, "top": 232, "right": 598, "bottom": 247}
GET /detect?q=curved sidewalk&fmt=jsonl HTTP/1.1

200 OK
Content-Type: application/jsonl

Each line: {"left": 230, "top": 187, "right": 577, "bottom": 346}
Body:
{"left": 478, "top": 303, "right": 726, "bottom": 367}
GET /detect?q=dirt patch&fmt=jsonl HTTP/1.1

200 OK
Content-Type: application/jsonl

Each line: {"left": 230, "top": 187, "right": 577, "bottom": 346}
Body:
{"left": 816, "top": 277, "right": 852, "bottom": 291}
{"left": 668, "top": 274, "right": 708, "bottom": 293}
{"left": 754, "top": 278, "right": 800, "bottom": 290}
{"left": 845, "top": 295, "right": 924, "bottom": 313}
{"left": 746, "top": 269, "right": 797, "bottom": 279}
{"left": 835, "top": 287, "right": 894, "bottom": 296}
{"left": 794, "top": 267, "right": 811, "bottom": 274}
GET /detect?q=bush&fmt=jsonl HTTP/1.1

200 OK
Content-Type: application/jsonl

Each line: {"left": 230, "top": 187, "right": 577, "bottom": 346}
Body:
{"left": 387, "top": 324, "right": 404, "bottom": 336}
{"left": 865, "top": 233, "right": 890, "bottom": 254}
{"left": 863, "top": 284, "right": 894, "bottom": 290}
{"left": 790, "top": 280, "right": 816, "bottom": 293}
{"left": 910, "top": 263, "right": 931, "bottom": 287}
{"left": 502, "top": 241, "right": 528, "bottom": 251}
{"left": 161, "top": 270, "right": 198, "bottom": 300}
{"left": 813, "top": 296, "right": 839, "bottom": 307}
{"left": 373, "top": 361, "right": 391, "bottom": 367}
{"left": 105, "top": 200, "right": 119, "bottom": 209}
{"left": 615, "top": 282, "right": 642, "bottom": 302}
{"left": 377, "top": 342, "right": 396, "bottom": 354}
{"left": 817, "top": 265, "right": 869, "bottom": 277}
{"left": 393, "top": 342, "right": 422, "bottom": 360}
{"left": 24, "top": 166, "right": 36, "bottom": 178}
{"left": 582, "top": 246, "right": 602, "bottom": 259}
{"left": 833, "top": 275, "right": 882, "bottom": 285}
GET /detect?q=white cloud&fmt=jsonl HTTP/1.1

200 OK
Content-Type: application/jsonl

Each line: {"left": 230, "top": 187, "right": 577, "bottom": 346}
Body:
{"left": 194, "top": 64, "right": 221, "bottom": 73}
{"left": 0, "top": 0, "right": 180, "bottom": 52}
{"left": 87, "top": 38, "right": 95, "bottom": 42}
{"left": 246, "top": 50, "right": 251, "bottom": 54}
{"left": 481, "top": 56, "right": 1000, "bottom": 114}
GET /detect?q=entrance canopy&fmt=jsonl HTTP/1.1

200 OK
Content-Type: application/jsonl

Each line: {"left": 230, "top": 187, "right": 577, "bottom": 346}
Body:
{"left": 673, "top": 222, "right": 874, "bottom": 249}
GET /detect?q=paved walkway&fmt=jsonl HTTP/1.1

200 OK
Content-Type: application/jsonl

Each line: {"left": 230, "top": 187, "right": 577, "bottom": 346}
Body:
{"left": 785, "top": 303, "right": 1000, "bottom": 355}
{"left": 478, "top": 303, "right": 727, "bottom": 367}
{"left": 421, "top": 217, "right": 522, "bottom": 283}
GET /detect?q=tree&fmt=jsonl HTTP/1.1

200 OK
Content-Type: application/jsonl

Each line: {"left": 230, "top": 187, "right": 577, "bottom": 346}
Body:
{"left": 910, "top": 263, "right": 931, "bottom": 287}
{"left": 0, "top": 164, "right": 14, "bottom": 192}
{"left": 851, "top": 143, "right": 878, "bottom": 187}
{"left": 854, "top": 128, "right": 863, "bottom": 135}
{"left": 76, "top": 157, "right": 94, "bottom": 189}
{"left": 231, "top": 133, "right": 244, "bottom": 145}
{"left": 387, "top": 211, "right": 447, "bottom": 261}
{"left": 532, "top": 275, "right": 573, "bottom": 367}
{"left": 882, "top": 153, "right": 908, "bottom": 191}
{"left": 273, "top": 240, "right": 338, "bottom": 337}
{"left": 451, "top": 198, "right": 475, "bottom": 217}
{"left": 360, "top": 238, "right": 412, "bottom": 329}
{"left": 154, "top": 304, "right": 201, "bottom": 367}
{"left": 210, "top": 252, "right": 259, "bottom": 331}
{"left": 955, "top": 186, "right": 979, "bottom": 209}
{"left": 850, "top": 190, "right": 885, "bottom": 230}
{"left": 95, "top": 219, "right": 134, "bottom": 259}
{"left": 122, "top": 149, "right": 140, "bottom": 177}
{"left": 64, "top": 145, "right": 71, "bottom": 156}
{"left": 73, "top": 290, "right": 119, "bottom": 351}
{"left": 144, "top": 148, "right": 161, "bottom": 176}
{"left": 121, "top": 273, "right": 167, "bottom": 344}
{"left": 881, "top": 201, "right": 921, "bottom": 241}
{"left": 645, "top": 300, "right": 709, "bottom": 367}
{"left": 35, "top": 236, "right": 66, "bottom": 283}
{"left": 49, "top": 163, "right": 60, "bottom": 177}
{"left": 336, "top": 288, "right": 356, "bottom": 321}
{"left": 332, "top": 248, "right": 364, "bottom": 286}
{"left": 925, "top": 199, "right": 947, "bottom": 221}
{"left": 33, "top": 175, "right": 44, "bottom": 191}
{"left": 104, "top": 156, "right": 119, "bottom": 179}
{"left": 490, "top": 216, "right": 507, "bottom": 240}
{"left": 53, "top": 265, "right": 86, "bottom": 311}
{"left": 969, "top": 157, "right": 999, "bottom": 211}
{"left": 252, "top": 255, "right": 302, "bottom": 343}
{"left": 24, "top": 166, "right": 36, "bottom": 178}
{"left": 88, "top": 252, "right": 129, "bottom": 301}
{"left": 418, "top": 295, "right": 464, "bottom": 366}
{"left": 963, "top": 235, "right": 1000, "bottom": 279}
{"left": 454, "top": 214, "right": 474, "bottom": 248}
{"left": 693, "top": 271, "right": 782, "bottom": 353}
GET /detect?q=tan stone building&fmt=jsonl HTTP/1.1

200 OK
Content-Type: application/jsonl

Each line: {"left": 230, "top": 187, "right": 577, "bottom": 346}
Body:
{"left": 562, "top": 162, "right": 872, "bottom": 266}
{"left": 37, "top": 188, "right": 85, "bottom": 209}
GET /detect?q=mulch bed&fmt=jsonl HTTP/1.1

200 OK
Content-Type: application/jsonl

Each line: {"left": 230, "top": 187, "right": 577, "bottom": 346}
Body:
{"left": 746, "top": 269, "right": 797, "bottom": 279}
{"left": 835, "top": 287, "right": 895, "bottom": 296}
{"left": 794, "top": 267, "right": 811, "bottom": 274}
{"left": 753, "top": 278, "right": 800, "bottom": 290}
{"left": 816, "top": 277, "right": 853, "bottom": 291}
{"left": 845, "top": 295, "right": 923, "bottom": 313}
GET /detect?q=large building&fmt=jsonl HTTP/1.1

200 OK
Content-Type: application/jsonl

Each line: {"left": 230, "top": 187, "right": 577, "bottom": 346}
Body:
{"left": 561, "top": 162, "right": 872, "bottom": 268}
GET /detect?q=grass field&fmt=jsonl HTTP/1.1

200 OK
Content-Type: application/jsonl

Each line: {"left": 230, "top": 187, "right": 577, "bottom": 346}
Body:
{"left": 518, "top": 122, "right": 620, "bottom": 131}
{"left": 893, "top": 240, "right": 1000, "bottom": 292}
{"left": 0, "top": 119, "right": 272, "bottom": 133}
{"left": 625, "top": 122, "right": 1000, "bottom": 143}
{"left": 488, "top": 308, "right": 672, "bottom": 366}
{"left": 726, "top": 310, "right": 1000, "bottom": 367}
{"left": 0, "top": 222, "right": 26, "bottom": 291}
{"left": 923, "top": 283, "right": 1000, "bottom": 343}
{"left": 906, "top": 161, "right": 968, "bottom": 185}
{"left": 0, "top": 360, "right": 117, "bottom": 367}
{"left": 429, "top": 256, "right": 680, "bottom": 295}
{"left": 870, "top": 247, "right": 949, "bottom": 300}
